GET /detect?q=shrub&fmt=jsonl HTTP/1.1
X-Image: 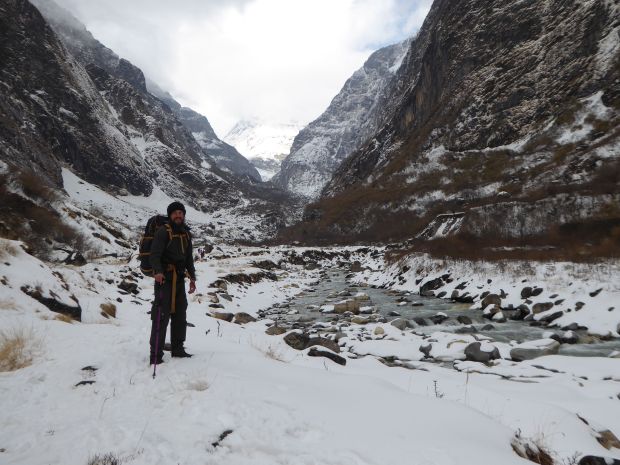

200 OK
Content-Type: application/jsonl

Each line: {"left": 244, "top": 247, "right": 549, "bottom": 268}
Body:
{"left": 87, "top": 453, "right": 121, "bottom": 465}
{"left": 0, "top": 327, "right": 41, "bottom": 372}
{"left": 100, "top": 302, "right": 117, "bottom": 319}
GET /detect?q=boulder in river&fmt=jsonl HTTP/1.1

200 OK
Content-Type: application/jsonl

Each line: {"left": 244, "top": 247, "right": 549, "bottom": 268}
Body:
{"left": 464, "top": 342, "right": 500, "bottom": 363}
{"left": 420, "top": 278, "right": 444, "bottom": 297}
{"left": 481, "top": 293, "right": 501, "bottom": 308}
{"left": 413, "top": 317, "right": 429, "bottom": 326}
{"left": 430, "top": 313, "right": 448, "bottom": 325}
{"left": 390, "top": 318, "right": 412, "bottom": 331}
{"left": 538, "top": 310, "right": 563, "bottom": 324}
{"left": 457, "top": 315, "right": 473, "bottom": 325}
{"left": 510, "top": 339, "right": 560, "bottom": 361}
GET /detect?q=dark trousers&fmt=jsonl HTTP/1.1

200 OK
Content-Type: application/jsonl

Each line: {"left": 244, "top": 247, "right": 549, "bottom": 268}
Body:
{"left": 149, "top": 271, "right": 188, "bottom": 357}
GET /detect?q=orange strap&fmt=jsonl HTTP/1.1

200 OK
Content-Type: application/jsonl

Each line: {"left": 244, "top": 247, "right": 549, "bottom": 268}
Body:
{"left": 166, "top": 264, "right": 178, "bottom": 314}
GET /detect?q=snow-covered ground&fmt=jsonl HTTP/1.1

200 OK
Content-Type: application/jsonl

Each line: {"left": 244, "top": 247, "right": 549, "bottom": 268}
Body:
{"left": 1, "top": 241, "right": 619, "bottom": 465}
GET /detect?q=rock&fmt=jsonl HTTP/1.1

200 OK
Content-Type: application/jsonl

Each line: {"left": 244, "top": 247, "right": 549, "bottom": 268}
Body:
{"left": 210, "top": 312, "right": 234, "bottom": 322}
{"left": 531, "top": 288, "right": 543, "bottom": 297}
{"left": 419, "top": 343, "right": 432, "bottom": 358}
{"left": 388, "top": 310, "right": 401, "bottom": 317}
{"left": 411, "top": 301, "right": 424, "bottom": 307}
{"left": 390, "top": 318, "right": 412, "bottom": 331}
{"left": 420, "top": 277, "right": 443, "bottom": 297}
{"left": 451, "top": 290, "right": 474, "bottom": 303}
{"left": 351, "top": 316, "right": 370, "bottom": 325}
{"left": 430, "top": 313, "right": 448, "bottom": 324}
{"left": 455, "top": 325, "right": 476, "bottom": 334}
{"left": 480, "top": 324, "right": 495, "bottom": 331}
{"left": 457, "top": 315, "right": 473, "bottom": 325}
{"left": 350, "top": 261, "right": 362, "bottom": 272}
{"left": 233, "top": 312, "right": 256, "bottom": 324}
{"left": 589, "top": 288, "right": 603, "bottom": 297}
{"left": 538, "top": 310, "right": 563, "bottom": 323}
{"left": 353, "top": 292, "right": 370, "bottom": 301}
{"left": 491, "top": 311, "right": 506, "bottom": 323}
{"left": 64, "top": 250, "right": 87, "bottom": 266}
{"left": 464, "top": 342, "right": 500, "bottom": 363}
{"left": 307, "top": 337, "right": 340, "bottom": 353}
{"left": 579, "top": 456, "right": 620, "bottom": 465}
{"left": 482, "top": 304, "right": 502, "bottom": 319}
{"left": 118, "top": 280, "right": 139, "bottom": 294}
{"left": 307, "top": 347, "right": 346, "bottom": 365}
{"left": 374, "top": 326, "right": 385, "bottom": 335}
{"left": 334, "top": 299, "right": 360, "bottom": 314}
{"left": 520, "top": 286, "right": 533, "bottom": 299}
{"left": 20, "top": 285, "right": 82, "bottom": 321}
{"left": 561, "top": 322, "right": 580, "bottom": 331}
{"left": 265, "top": 326, "right": 287, "bottom": 336}
{"left": 504, "top": 305, "right": 530, "bottom": 320}
{"left": 532, "top": 302, "right": 554, "bottom": 314}
{"left": 283, "top": 332, "right": 310, "bottom": 350}
{"left": 413, "top": 317, "right": 428, "bottom": 326}
{"left": 219, "top": 293, "right": 233, "bottom": 302}
{"left": 510, "top": 339, "right": 560, "bottom": 361}
{"left": 481, "top": 293, "right": 501, "bottom": 308}
{"left": 576, "top": 301, "right": 585, "bottom": 310}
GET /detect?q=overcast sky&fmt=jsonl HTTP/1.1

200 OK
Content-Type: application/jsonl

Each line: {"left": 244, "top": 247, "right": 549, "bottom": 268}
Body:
{"left": 54, "top": 0, "right": 431, "bottom": 136}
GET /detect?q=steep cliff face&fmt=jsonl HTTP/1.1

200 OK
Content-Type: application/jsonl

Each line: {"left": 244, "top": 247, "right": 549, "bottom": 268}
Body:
{"left": 32, "top": 0, "right": 261, "bottom": 183}
{"left": 1, "top": 0, "right": 295, "bottom": 243}
{"left": 296, "top": 0, "right": 620, "bottom": 246}
{"left": 0, "top": 0, "right": 152, "bottom": 195}
{"left": 272, "top": 40, "right": 411, "bottom": 199}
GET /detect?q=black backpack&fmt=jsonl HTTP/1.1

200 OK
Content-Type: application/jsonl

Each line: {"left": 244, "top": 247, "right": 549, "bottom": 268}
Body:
{"left": 138, "top": 215, "right": 171, "bottom": 276}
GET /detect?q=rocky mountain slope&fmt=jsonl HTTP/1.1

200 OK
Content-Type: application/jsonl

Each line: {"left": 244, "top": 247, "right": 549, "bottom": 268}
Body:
{"left": 31, "top": 0, "right": 261, "bottom": 183}
{"left": 224, "top": 119, "right": 302, "bottom": 181}
{"left": 272, "top": 39, "right": 411, "bottom": 199}
{"left": 0, "top": 0, "right": 290, "bottom": 247}
{"left": 147, "top": 82, "right": 262, "bottom": 182}
{"left": 293, "top": 0, "right": 620, "bottom": 251}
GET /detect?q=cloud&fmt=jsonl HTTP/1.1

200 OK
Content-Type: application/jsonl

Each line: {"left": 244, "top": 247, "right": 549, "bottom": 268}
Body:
{"left": 53, "top": 0, "right": 431, "bottom": 136}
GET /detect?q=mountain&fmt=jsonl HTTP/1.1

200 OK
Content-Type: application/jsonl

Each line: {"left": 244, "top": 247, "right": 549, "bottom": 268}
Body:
{"left": 271, "top": 40, "right": 411, "bottom": 199}
{"left": 146, "top": 81, "right": 262, "bottom": 182}
{"left": 291, "top": 0, "right": 620, "bottom": 252}
{"left": 30, "top": 0, "right": 261, "bottom": 183}
{"left": 224, "top": 119, "right": 302, "bottom": 181}
{"left": 0, "top": 0, "right": 291, "bottom": 245}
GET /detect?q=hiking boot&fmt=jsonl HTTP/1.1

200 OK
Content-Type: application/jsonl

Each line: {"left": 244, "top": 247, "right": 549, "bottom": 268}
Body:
{"left": 150, "top": 354, "right": 164, "bottom": 365}
{"left": 171, "top": 347, "right": 193, "bottom": 358}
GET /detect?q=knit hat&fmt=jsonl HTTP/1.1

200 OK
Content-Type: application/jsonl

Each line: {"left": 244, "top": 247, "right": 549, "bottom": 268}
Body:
{"left": 167, "top": 201, "right": 186, "bottom": 218}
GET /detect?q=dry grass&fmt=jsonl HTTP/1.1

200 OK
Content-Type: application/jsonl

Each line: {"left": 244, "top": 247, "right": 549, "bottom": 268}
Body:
{"left": 0, "top": 327, "right": 42, "bottom": 372}
{"left": 100, "top": 302, "right": 117, "bottom": 319}
{"left": 87, "top": 453, "right": 122, "bottom": 465}
{"left": 0, "top": 240, "right": 19, "bottom": 260}
{"left": 54, "top": 314, "right": 74, "bottom": 324}
{"left": 251, "top": 340, "right": 289, "bottom": 363}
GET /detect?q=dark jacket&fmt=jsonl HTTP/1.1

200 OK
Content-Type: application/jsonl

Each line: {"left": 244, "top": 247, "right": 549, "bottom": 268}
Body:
{"left": 150, "top": 223, "right": 196, "bottom": 281}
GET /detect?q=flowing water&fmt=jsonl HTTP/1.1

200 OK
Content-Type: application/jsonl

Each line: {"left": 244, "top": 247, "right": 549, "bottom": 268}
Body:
{"left": 279, "top": 269, "right": 620, "bottom": 358}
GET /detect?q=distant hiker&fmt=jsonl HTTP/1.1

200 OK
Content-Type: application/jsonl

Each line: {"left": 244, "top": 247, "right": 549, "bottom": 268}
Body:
{"left": 149, "top": 201, "right": 197, "bottom": 364}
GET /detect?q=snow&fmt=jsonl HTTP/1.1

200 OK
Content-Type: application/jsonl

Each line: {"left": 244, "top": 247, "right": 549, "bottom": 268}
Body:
{"left": 224, "top": 119, "right": 302, "bottom": 161}
{"left": 1, "top": 241, "right": 620, "bottom": 464}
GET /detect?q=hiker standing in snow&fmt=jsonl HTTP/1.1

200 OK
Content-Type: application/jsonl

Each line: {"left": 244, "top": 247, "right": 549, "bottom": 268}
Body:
{"left": 149, "top": 201, "right": 196, "bottom": 364}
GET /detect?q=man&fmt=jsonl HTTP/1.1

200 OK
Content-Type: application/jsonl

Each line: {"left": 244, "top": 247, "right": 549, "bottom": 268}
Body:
{"left": 149, "top": 201, "right": 197, "bottom": 364}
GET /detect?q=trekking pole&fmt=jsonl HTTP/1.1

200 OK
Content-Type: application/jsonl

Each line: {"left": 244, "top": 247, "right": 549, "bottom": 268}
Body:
{"left": 152, "top": 287, "right": 164, "bottom": 379}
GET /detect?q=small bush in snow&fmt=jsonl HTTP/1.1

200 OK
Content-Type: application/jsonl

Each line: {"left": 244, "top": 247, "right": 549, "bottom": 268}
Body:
{"left": 87, "top": 453, "right": 121, "bottom": 465}
{"left": 0, "top": 327, "right": 41, "bottom": 372}
{"left": 100, "top": 302, "right": 117, "bottom": 319}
